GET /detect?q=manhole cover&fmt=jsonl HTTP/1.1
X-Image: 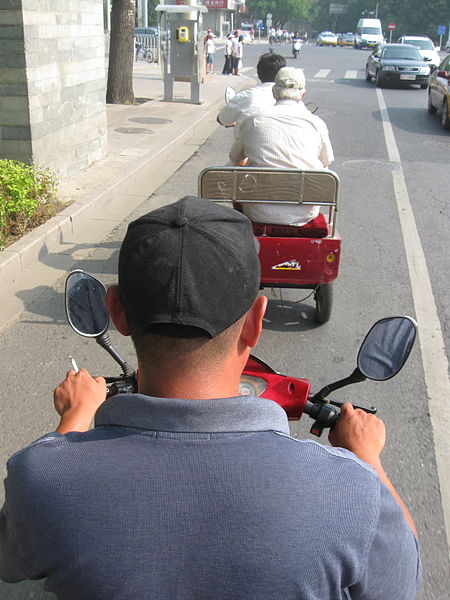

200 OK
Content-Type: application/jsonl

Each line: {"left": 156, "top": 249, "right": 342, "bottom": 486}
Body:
{"left": 114, "top": 127, "right": 153, "bottom": 134}
{"left": 424, "top": 140, "right": 450, "bottom": 150}
{"left": 341, "top": 159, "right": 390, "bottom": 169}
{"left": 316, "top": 109, "right": 335, "bottom": 117}
{"left": 129, "top": 117, "right": 173, "bottom": 125}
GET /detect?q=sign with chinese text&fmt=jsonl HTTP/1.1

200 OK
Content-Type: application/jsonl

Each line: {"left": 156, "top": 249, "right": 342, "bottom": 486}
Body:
{"left": 204, "top": 0, "right": 229, "bottom": 9}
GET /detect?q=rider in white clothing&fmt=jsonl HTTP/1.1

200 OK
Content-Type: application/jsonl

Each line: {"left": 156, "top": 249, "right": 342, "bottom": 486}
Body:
{"left": 217, "top": 53, "right": 286, "bottom": 131}
{"left": 229, "top": 67, "right": 334, "bottom": 227}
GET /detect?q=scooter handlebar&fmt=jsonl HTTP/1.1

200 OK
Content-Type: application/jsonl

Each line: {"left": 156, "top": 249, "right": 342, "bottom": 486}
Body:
{"left": 303, "top": 400, "right": 340, "bottom": 437}
{"left": 105, "top": 374, "right": 137, "bottom": 398}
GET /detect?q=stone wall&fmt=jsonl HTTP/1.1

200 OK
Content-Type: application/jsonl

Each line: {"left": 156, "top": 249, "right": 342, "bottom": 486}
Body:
{"left": 0, "top": 0, "right": 107, "bottom": 178}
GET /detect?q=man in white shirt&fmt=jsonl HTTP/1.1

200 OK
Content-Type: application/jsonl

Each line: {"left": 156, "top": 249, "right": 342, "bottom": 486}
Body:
{"left": 229, "top": 67, "right": 334, "bottom": 229}
{"left": 217, "top": 53, "right": 286, "bottom": 128}
{"left": 222, "top": 34, "right": 233, "bottom": 75}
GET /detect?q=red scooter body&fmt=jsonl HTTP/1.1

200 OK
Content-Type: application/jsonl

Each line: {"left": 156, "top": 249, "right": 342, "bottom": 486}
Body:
{"left": 242, "top": 356, "right": 310, "bottom": 420}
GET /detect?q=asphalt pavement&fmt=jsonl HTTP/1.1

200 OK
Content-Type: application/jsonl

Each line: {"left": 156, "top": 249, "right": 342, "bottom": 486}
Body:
{"left": 0, "top": 54, "right": 255, "bottom": 331}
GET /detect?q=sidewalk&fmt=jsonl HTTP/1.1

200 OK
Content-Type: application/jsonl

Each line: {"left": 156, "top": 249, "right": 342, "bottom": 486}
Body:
{"left": 0, "top": 61, "right": 255, "bottom": 331}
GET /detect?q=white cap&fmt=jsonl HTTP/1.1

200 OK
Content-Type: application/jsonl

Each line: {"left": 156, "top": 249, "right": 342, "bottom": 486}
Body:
{"left": 274, "top": 67, "right": 306, "bottom": 90}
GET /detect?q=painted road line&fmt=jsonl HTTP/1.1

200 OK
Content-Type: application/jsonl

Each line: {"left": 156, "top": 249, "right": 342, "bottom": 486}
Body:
{"left": 376, "top": 87, "right": 450, "bottom": 558}
{"left": 314, "top": 69, "right": 331, "bottom": 78}
{"left": 344, "top": 70, "right": 358, "bottom": 78}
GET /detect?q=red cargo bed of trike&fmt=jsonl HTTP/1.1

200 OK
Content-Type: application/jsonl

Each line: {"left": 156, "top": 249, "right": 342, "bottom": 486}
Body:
{"left": 198, "top": 167, "right": 341, "bottom": 323}
{"left": 258, "top": 232, "right": 341, "bottom": 287}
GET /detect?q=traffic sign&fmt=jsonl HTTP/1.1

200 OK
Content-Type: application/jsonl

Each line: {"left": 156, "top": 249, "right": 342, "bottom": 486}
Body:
{"left": 266, "top": 13, "right": 272, "bottom": 19}
{"left": 388, "top": 23, "right": 395, "bottom": 30}
{"left": 438, "top": 25, "right": 446, "bottom": 35}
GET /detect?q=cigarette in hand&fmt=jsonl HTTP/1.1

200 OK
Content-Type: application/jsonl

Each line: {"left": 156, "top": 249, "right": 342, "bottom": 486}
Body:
{"left": 69, "top": 356, "right": 79, "bottom": 373}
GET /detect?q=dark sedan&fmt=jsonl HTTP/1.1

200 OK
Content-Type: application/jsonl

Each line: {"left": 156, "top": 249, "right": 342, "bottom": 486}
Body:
{"left": 365, "top": 43, "right": 431, "bottom": 88}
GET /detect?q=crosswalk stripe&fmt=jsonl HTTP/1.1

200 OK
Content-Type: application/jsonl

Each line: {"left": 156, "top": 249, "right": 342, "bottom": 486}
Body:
{"left": 344, "top": 70, "right": 358, "bottom": 78}
{"left": 314, "top": 69, "right": 330, "bottom": 78}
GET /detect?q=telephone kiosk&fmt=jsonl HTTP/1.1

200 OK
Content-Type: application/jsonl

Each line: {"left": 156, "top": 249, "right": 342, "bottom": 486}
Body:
{"left": 155, "top": 3, "right": 207, "bottom": 104}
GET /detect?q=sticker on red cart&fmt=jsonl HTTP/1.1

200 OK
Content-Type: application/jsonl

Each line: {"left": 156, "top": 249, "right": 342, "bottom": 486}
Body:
{"left": 272, "top": 260, "right": 302, "bottom": 271}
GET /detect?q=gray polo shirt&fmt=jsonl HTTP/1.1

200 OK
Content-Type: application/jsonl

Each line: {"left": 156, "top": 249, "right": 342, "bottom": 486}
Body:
{"left": 0, "top": 394, "right": 421, "bottom": 599}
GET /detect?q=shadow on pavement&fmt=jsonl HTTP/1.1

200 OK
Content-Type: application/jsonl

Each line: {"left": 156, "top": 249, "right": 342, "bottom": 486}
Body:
{"left": 0, "top": 579, "right": 56, "bottom": 599}
{"left": 262, "top": 295, "right": 321, "bottom": 332}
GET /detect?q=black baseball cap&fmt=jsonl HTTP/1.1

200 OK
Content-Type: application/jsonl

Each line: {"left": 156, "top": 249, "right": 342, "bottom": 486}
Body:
{"left": 118, "top": 196, "right": 260, "bottom": 338}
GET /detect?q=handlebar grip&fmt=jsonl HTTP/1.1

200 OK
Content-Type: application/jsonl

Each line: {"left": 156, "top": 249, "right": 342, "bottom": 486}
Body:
{"left": 328, "top": 410, "right": 340, "bottom": 429}
{"left": 304, "top": 400, "right": 340, "bottom": 437}
{"left": 104, "top": 375, "right": 138, "bottom": 397}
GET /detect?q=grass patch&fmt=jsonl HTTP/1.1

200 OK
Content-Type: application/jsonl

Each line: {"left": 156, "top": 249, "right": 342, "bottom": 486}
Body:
{"left": 0, "top": 159, "right": 60, "bottom": 250}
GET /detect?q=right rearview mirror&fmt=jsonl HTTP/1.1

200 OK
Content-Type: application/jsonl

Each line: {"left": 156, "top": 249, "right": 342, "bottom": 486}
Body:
{"left": 357, "top": 316, "right": 417, "bottom": 381}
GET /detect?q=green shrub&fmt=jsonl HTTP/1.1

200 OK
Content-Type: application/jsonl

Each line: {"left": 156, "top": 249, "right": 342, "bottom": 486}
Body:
{"left": 0, "top": 159, "right": 58, "bottom": 249}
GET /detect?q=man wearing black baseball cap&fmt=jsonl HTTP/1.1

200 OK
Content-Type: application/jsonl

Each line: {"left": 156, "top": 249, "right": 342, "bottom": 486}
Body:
{"left": 1, "top": 197, "right": 420, "bottom": 599}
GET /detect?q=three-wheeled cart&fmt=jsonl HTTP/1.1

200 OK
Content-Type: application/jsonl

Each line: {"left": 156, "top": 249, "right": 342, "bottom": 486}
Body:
{"left": 198, "top": 167, "right": 341, "bottom": 323}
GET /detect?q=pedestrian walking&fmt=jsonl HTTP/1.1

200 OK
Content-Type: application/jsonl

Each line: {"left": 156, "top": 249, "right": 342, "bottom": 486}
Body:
{"left": 205, "top": 34, "right": 215, "bottom": 74}
{"left": 233, "top": 35, "right": 244, "bottom": 76}
{"left": 222, "top": 33, "right": 233, "bottom": 75}
{"left": 269, "top": 27, "right": 275, "bottom": 44}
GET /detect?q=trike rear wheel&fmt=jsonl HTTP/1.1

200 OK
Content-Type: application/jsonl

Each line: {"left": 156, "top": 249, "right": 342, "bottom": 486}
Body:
{"left": 314, "top": 283, "right": 333, "bottom": 324}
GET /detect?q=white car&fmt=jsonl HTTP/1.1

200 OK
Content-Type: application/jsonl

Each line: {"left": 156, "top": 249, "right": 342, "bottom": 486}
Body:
{"left": 316, "top": 31, "right": 338, "bottom": 46}
{"left": 397, "top": 36, "right": 441, "bottom": 69}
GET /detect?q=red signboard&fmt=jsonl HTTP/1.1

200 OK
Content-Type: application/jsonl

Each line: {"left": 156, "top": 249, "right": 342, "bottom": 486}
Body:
{"left": 177, "top": 0, "right": 229, "bottom": 5}
{"left": 204, "top": 0, "right": 229, "bottom": 8}
{"left": 388, "top": 23, "right": 396, "bottom": 30}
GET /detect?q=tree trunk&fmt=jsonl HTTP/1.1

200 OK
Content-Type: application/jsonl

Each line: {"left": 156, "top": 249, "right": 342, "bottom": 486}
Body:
{"left": 106, "top": 0, "right": 136, "bottom": 104}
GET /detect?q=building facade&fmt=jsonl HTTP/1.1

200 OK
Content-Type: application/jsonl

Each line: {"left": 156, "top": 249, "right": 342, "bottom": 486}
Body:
{"left": 0, "top": 0, "right": 107, "bottom": 177}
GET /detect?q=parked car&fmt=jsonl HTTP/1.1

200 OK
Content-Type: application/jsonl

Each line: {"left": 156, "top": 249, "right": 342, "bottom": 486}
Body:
{"left": 135, "top": 26, "right": 159, "bottom": 37}
{"left": 445, "top": 40, "right": 450, "bottom": 52}
{"left": 338, "top": 33, "right": 355, "bottom": 47}
{"left": 427, "top": 54, "right": 450, "bottom": 130}
{"left": 397, "top": 36, "right": 441, "bottom": 69}
{"left": 316, "top": 32, "right": 338, "bottom": 46}
{"left": 365, "top": 43, "right": 431, "bottom": 88}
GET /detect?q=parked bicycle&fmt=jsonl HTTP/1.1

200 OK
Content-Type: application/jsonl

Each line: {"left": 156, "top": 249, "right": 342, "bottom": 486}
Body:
{"left": 135, "top": 43, "right": 154, "bottom": 63}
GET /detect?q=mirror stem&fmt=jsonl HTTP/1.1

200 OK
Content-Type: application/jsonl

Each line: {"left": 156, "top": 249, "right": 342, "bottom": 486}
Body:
{"left": 96, "top": 333, "right": 135, "bottom": 377}
{"left": 310, "top": 367, "right": 367, "bottom": 403}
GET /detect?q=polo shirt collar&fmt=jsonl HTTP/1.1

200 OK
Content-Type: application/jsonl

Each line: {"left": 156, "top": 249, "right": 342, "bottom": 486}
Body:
{"left": 95, "top": 394, "right": 290, "bottom": 434}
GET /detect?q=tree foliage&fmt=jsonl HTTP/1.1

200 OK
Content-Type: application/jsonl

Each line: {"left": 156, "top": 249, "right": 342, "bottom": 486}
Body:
{"left": 308, "top": 0, "right": 450, "bottom": 40}
{"left": 245, "top": 0, "right": 312, "bottom": 28}
{"left": 147, "top": 0, "right": 160, "bottom": 26}
{"left": 246, "top": 0, "right": 449, "bottom": 39}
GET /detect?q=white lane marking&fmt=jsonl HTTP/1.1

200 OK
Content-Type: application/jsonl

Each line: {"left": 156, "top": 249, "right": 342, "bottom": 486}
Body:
{"left": 314, "top": 69, "right": 331, "bottom": 78}
{"left": 376, "top": 87, "right": 450, "bottom": 558}
{"left": 306, "top": 79, "right": 335, "bottom": 84}
{"left": 344, "top": 70, "right": 358, "bottom": 79}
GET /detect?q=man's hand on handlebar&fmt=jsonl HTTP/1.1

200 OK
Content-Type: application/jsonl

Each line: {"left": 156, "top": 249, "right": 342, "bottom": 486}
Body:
{"left": 54, "top": 369, "right": 107, "bottom": 434}
{"left": 329, "top": 403, "right": 418, "bottom": 536}
{"left": 329, "top": 403, "right": 386, "bottom": 466}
